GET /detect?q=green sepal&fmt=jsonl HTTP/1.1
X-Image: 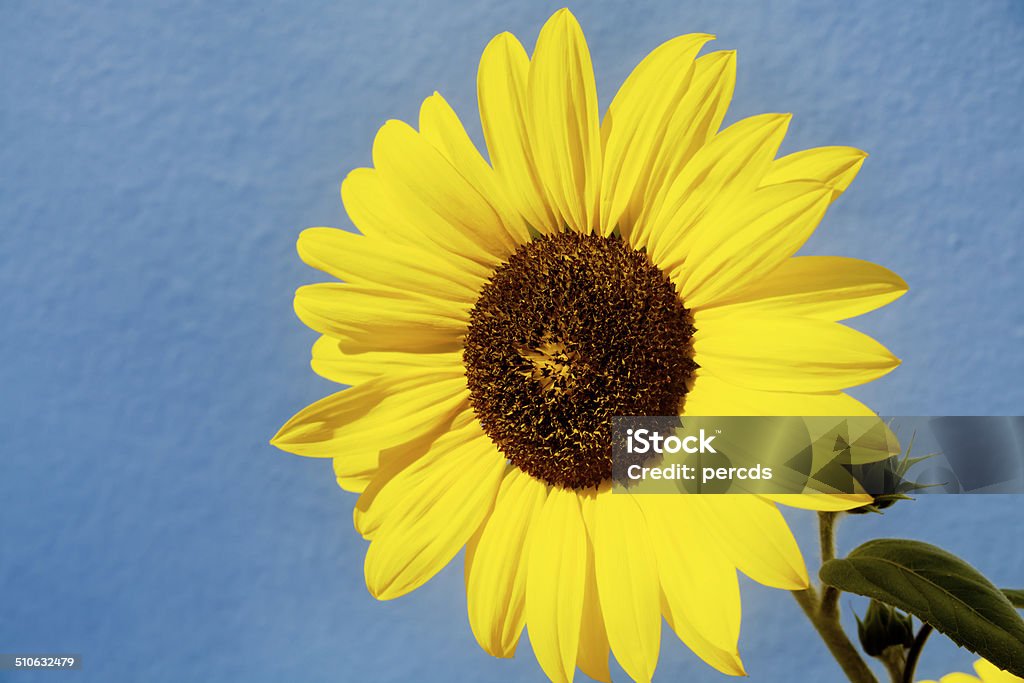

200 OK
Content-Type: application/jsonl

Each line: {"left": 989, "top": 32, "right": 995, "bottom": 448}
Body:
{"left": 856, "top": 599, "right": 915, "bottom": 656}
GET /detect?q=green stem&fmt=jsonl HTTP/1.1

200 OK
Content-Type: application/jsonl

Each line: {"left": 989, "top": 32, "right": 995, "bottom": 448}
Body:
{"left": 880, "top": 647, "right": 906, "bottom": 683}
{"left": 792, "top": 588, "right": 879, "bottom": 683}
{"left": 819, "top": 512, "right": 841, "bottom": 617}
{"left": 790, "top": 512, "right": 878, "bottom": 683}
{"left": 819, "top": 511, "right": 838, "bottom": 563}
{"left": 902, "top": 624, "right": 933, "bottom": 683}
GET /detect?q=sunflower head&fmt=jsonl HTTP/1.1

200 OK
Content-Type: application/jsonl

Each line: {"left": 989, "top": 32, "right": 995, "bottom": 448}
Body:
{"left": 273, "top": 8, "right": 906, "bottom": 682}
{"left": 464, "top": 230, "right": 697, "bottom": 490}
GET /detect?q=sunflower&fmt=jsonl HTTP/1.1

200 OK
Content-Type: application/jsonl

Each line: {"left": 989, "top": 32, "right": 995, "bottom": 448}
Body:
{"left": 272, "top": 8, "right": 906, "bottom": 682}
{"left": 922, "top": 659, "right": 1024, "bottom": 683}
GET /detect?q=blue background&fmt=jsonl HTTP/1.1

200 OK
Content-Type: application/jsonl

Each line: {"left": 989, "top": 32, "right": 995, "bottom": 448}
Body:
{"left": 2, "top": 1, "right": 1022, "bottom": 681}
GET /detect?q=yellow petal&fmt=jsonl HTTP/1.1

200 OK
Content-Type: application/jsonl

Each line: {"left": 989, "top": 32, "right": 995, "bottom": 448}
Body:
{"left": 974, "top": 659, "right": 1022, "bottom": 683}
{"left": 937, "top": 675, "right": 983, "bottom": 683}
{"left": 628, "top": 49, "right": 736, "bottom": 243}
{"left": 700, "top": 256, "right": 908, "bottom": 321}
{"left": 271, "top": 371, "right": 468, "bottom": 458}
{"left": 419, "top": 92, "right": 530, "bottom": 244}
{"left": 575, "top": 525, "right": 611, "bottom": 683}
{"left": 683, "top": 372, "right": 878, "bottom": 417}
{"left": 639, "top": 496, "right": 741, "bottom": 651}
{"left": 526, "top": 486, "right": 587, "bottom": 683}
{"left": 293, "top": 283, "right": 467, "bottom": 353}
{"left": 465, "top": 468, "right": 546, "bottom": 658}
{"left": 527, "top": 9, "right": 601, "bottom": 234}
{"left": 661, "top": 591, "right": 747, "bottom": 677}
{"left": 763, "top": 146, "right": 867, "bottom": 198}
{"left": 678, "top": 181, "right": 833, "bottom": 308}
{"left": 693, "top": 313, "right": 901, "bottom": 392}
{"left": 310, "top": 336, "right": 463, "bottom": 387}
{"left": 341, "top": 167, "right": 416, "bottom": 244}
{"left": 593, "top": 493, "right": 661, "bottom": 683}
{"left": 372, "top": 119, "right": 517, "bottom": 262}
{"left": 690, "top": 495, "right": 809, "bottom": 589}
{"left": 341, "top": 166, "right": 499, "bottom": 264}
{"left": 478, "top": 32, "right": 557, "bottom": 234}
{"left": 600, "top": 34, "right": 714, "bottom": 235}
{"left": 640, "top": 113, "right": 791, "bottom": 266}
{"left": 363, "top": 422, "right": 505, "bottom": 600}
{"left": 353, "top": 411, "right": 476, "bottom": 537}
{"left": 762, "top": 494, "right": 873, "bottom": 511}
{"left": 297, "top": 227, "right": 487, "bottom": 303}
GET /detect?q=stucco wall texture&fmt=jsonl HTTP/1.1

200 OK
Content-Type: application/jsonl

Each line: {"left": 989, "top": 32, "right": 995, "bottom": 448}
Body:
{"left": 2, "top": 1, "right": 1022, "bottom": 681}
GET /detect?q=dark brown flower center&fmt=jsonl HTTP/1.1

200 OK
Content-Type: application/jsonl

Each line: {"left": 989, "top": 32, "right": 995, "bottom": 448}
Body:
{"left": 463, "top": 231, "right": 697, "bottom": 490}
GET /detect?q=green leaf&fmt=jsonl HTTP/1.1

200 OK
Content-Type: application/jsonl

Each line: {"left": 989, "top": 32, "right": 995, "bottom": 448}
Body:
{"left": 819, "top": 539, "right": 1024, "bottom": 676}
{"left": 1005, "top": 589, "right": 1024, "bottom": 609}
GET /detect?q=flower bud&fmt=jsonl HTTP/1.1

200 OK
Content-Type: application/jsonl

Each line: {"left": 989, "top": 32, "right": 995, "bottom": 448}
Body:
{"left": 857, "top": 600, "right": 915, "bottom": 656}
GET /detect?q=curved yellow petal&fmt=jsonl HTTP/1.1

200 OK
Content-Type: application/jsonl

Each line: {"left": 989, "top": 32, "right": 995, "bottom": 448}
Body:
{"left": 660, "top": 591, "right": 747, "bottom": 677}
{"left": 363, "top": 423, "right": 505, "bottom": 600}
{"left": 353, "top": 410, "right": 475, "bottom": 537}
{"left": 593, "top": 493, "right": 661, "bottom": 683}
{"left": 974, "top": 659, "right": 1022, "bottom": 683}
{"left": 478, "top": 32, "right": 557, "bottom": 234}
{"left": 684, "top": 374, "right": 877, "bottom": 508}
{"left": 310, "top": 336, "right": 462, "bottom": 387}
{"left": 372, "top": 119, "right": 518, "bottom": 262}
{"left": 333, "top": 408, "right": 466, "bottom": 494}
{"left": 694, "top": 313, "right": 901, "bottom": 392}
{"left": 297, "top": 227, "right": 487, "bottom": 303}
{"left": 690, "top": 495, "right": 809, "bottom": 589}
{"left": 419, "top": 92, "right": 530, "bottom": 244}
{"left": 600, "top": 34, "right": 713, "bottom": 235}
{"left": 293, "top": 283, "right": 467, "bottom": 353}
{"left": 465, "top": 469, "right": 546, "bottom": 658}
{"left": 629, "top": 49, "right": 736, "bottom": 243}
{"left": 640, "top": 113, "right": 791, "bottom": 266}
{"left": 684, "top": 371, "right": 885, "bottom": 512}
{"left": 701, "top": 256, "right": 908, "bottom": 321}
{"left": 936, "top": 675, "right": 983, "bottom": 683}
{"left": 677, "top": 180, "right": 833, "bottom": 308}
{"left": 271, "top": 371, "right": 467, "bottom": 459}
{"left": 576, "top": 528, "right": 611, "bottom": 683}
{"left": 341, "top": 167, "right": 417, "bottom": 244}
{"left": 683, "top": 372, "right": 877, "bottom": 417}
{"left": 639, "top": 496, "right": 741, "bottom": 650}
{"left": 762, "top": 493, "right": 872, "bottom": 511}
{"left": 527, "top": 9, "right": 601, "bottom": 234}
{"left": 526, "top": 486, "right": 587, "bottom": 683}
{"left": 763, "top": 145, "right": 868, "bottom": 198}
{"left": 342, "top": 166, "right": 504, "bottom": 264}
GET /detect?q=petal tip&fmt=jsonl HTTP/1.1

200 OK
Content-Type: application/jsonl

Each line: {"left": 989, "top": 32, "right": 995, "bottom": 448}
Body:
{"left": 269, "top": 421, "right": 291, "bottom": 449}
{"left": 364, "top": 564, "right": 397, "bottom": 602}
{"left": 892, "top": 272, "right": 910, "bottom": 294}
{"left": 269, "top": 425, "right": 301, "bottom": 455}
{"left": 489, "top": 31, "right": 520, "bottom": 49}
{"left": 717, "top": 649, "right": 748, "bottom": 677}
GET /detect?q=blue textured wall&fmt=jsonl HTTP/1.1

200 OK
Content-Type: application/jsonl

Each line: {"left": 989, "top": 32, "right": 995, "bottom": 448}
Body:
{"left": 1, "top": 1, "right": 1022, "bottom": 681}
